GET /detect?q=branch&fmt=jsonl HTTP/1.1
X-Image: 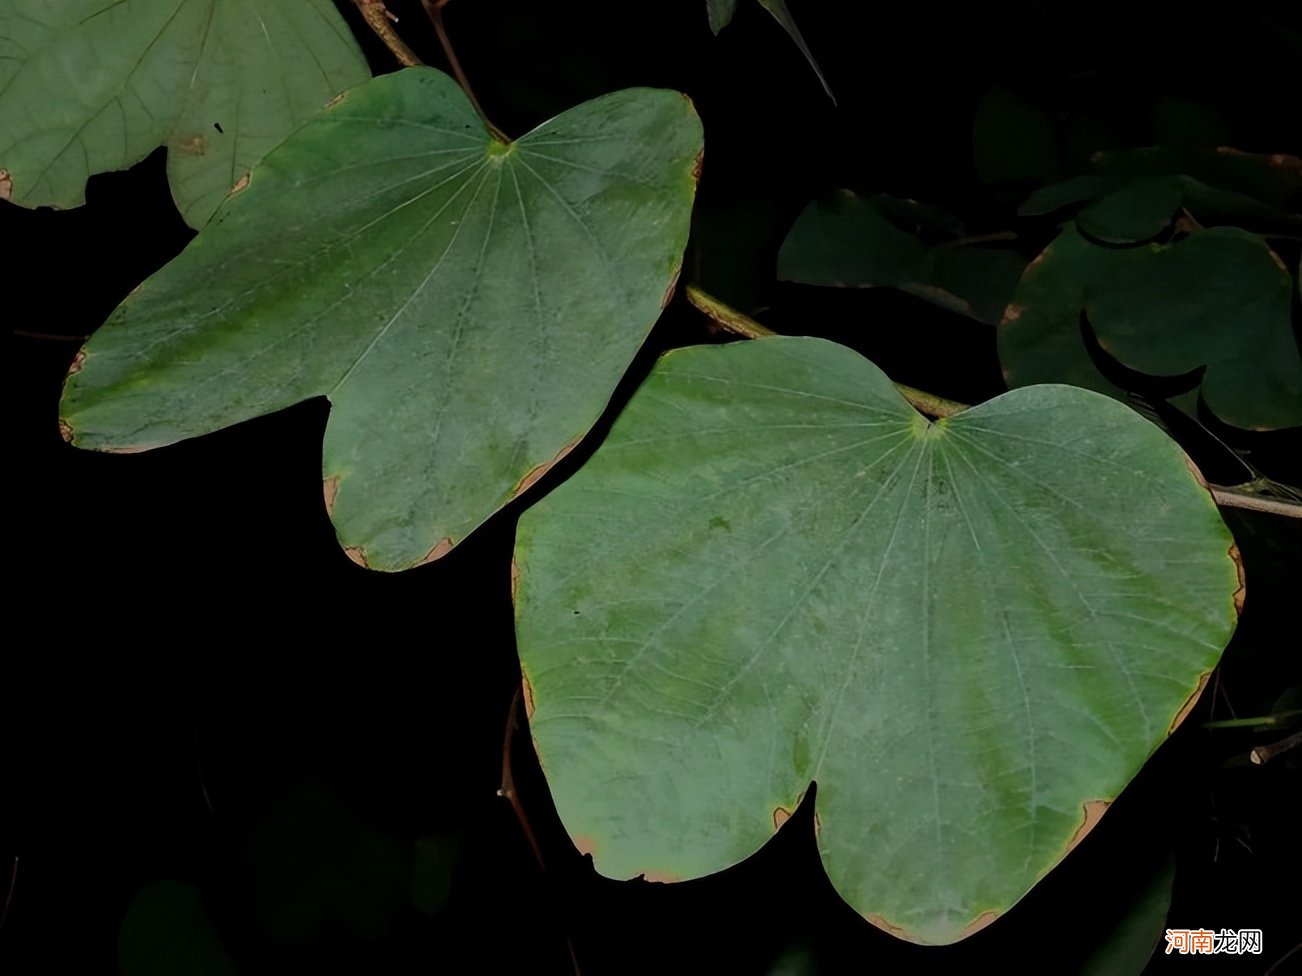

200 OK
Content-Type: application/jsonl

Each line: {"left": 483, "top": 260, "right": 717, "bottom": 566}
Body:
{"left": 686, "top": 284, "right": 966, "bottom": 418}
{"left": 1207, "top": 485, "right": 1302, "bottom": 519}
{"left": 1251, "top": 730, "right": 1302, "bottom": 765}
{"left": 351, "top": 0, "right": 423, "bottom": 67}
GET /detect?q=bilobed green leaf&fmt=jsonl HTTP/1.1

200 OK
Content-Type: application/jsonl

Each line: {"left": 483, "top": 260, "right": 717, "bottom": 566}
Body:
{"left": 0, "top": 0, "right": 369, "bottom": 227}
{"left": 514, "top": 337, "right": 1237, "bottom": 945}
{"left": 1087, "top": 228, "right": 1302, "bottom": 430}
{"left": 998, "top": 225, "right": 1136, "bottom": 398}
{"left": 59, "top": 68, "right": 702, "bottom": 571}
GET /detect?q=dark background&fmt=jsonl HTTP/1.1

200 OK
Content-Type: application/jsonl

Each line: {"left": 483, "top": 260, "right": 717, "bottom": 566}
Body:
{"left": 3, "top": 1, "right": 1300, "bottom": 972}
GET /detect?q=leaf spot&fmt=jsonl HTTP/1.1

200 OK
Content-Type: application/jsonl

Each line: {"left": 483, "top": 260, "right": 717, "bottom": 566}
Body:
{"left": 511, "top": 435, "right": 582, "bottom": 501}
{"left": 1065, "top": 798, "right": 1111, "bottom": 855}
{"left": 229, "top": 173, "right": 250, "bottom": 195}
{"left": 323, "top": 475, "right": 340, "bottom": 516}
{"left": 959, "top": 911, "right": 1000, "bottom": 939}
{"left": 1169, "top": 671, "right": 1212, "bottom": 735}
{"left": 521, "top": 672, "right": 536, "bottom": 720}
{"left": 0, "top": 169, "right": 11, "bottom": 200}
{"left": 1229, "top": 543, "right": 1245, "bottom": 615}
{"left": 419, "top": 537, "right": 456, "bottom": 565}
{"left": 344, "top": 546, "right": 368, "bottom": 568}
{"left": 173, "top": 134, "right": 206, "bottom": 156}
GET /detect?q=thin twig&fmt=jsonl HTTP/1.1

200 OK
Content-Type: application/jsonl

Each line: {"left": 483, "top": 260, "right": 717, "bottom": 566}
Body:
{"left": 0, "top": 855, "right": 17, "bottom": 936}
{"left": 193, "top": 712, "right": 213, "bottom": 815}
{"left": 930, "top": 230, "right": 1018, "bottom": 254}
{"left": 421, "top": 0, "right": 509, "bottom": 142}
{"left": 498, "top": 687, "right": 582, "bottom": 975}
{"left": 688, "top": 285, "right": 966, "bottom": 417}
{"left": 351, "top": 0, "right": 423, "bottom": 67}
{"left": 498, "top": 686, "right": 545, "bottom": 868}
{"left": 1204, "top": 709, "right": 1302, "bottom": 730}
{"left": 685, "top": 284, "right": 776, "bottom": 338}
{"left": 1265, "top": 941, "right": 1302, "bottom": 976}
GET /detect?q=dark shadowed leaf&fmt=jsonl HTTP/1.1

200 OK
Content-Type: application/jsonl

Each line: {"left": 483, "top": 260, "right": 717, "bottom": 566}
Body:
{"left": 515, "top": 337, "right": 1237, "bottom": 944}
{"left": 972, "top": 86, "right": 1059, "bottom": 187}
{"left": 780, "top": 191, "right": 1024, "bottom": 324}
{"left": 118, "top": 881, "right": 238, "bottom": 976}
{"left": 1079, "top": 854, "right": 1177, "bottom": 976}
{"left": 1077, "top": 177, "right": 1183, "bottom": 244}
{"left": 998, "top": 225, "right": 1137, "bottom": 398}
{"left": 707, "top": 0, "right": 739, "bottom": 33}
{"left": 0, "top": 0, "right": 369, "bottom": 227}
{"left": 59, "top": 68, "right": 701, "bottom": 570}
{"left": 1088, "top": 228, "right": 1302, "bottom": 430}
{"left": 1018, "top": 175, "right": 1121, "bottom": 217}
{"left": 927, "top": 244, "right": 1027, "bottom": 325}
{"left": 779, "top": 191, "right": 927, "bottom": 288}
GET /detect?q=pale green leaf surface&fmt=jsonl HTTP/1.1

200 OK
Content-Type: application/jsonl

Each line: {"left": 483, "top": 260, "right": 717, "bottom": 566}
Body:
{"left": 515, "top": 337, "right": 1236, "bottom": 945}
{"left": 60, "top": 69, "right": 702, "bottom": 570}
{"left": 0, "top": 0, "right": 369, "bottom": 227}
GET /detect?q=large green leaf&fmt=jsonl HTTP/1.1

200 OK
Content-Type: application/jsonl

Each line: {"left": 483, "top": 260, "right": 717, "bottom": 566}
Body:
{"left": 0, "top": 0, "right": 370, "bottom": 227}
{"left": 1088, "top": 228, "right": 1302, "bottom": 430}
{"left": 514, "top": 337, "right": 1237, "bottom": 945}
{"left": 59, "top": 68, "right": 702, "bottom": 570}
